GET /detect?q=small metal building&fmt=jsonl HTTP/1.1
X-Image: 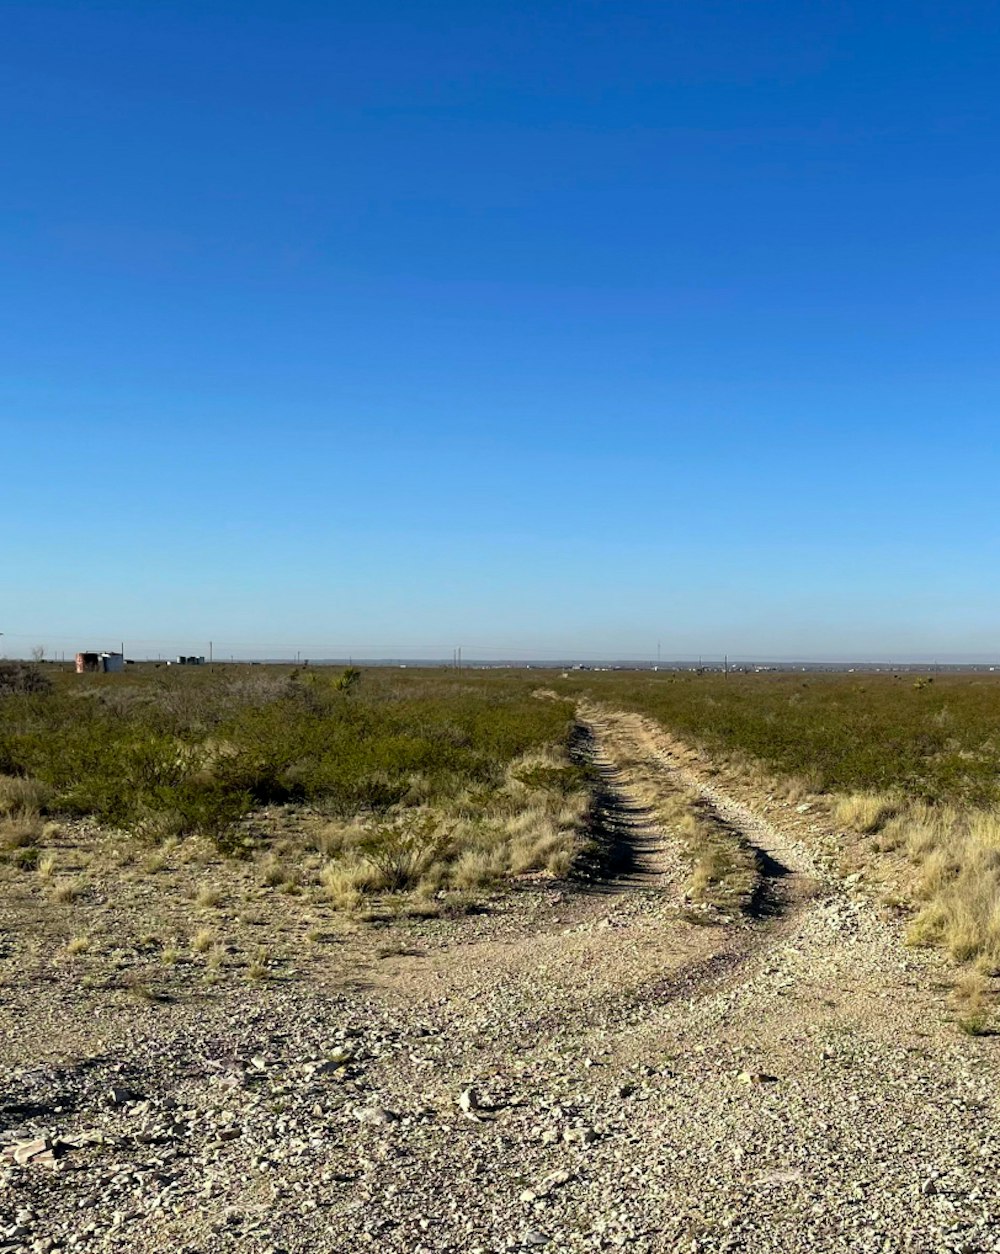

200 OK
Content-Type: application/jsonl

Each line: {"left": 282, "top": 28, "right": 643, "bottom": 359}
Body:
{"left": 75, "top": 652, "right": 125, "bottom": 674}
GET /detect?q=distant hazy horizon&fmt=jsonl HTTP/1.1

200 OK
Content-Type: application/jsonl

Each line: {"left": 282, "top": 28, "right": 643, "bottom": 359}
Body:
{"left": 5, "top": 637, "right": 1000, "bottom": 668}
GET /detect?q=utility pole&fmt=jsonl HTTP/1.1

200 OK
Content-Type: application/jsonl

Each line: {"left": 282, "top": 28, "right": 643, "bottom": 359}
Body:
{"left": 209, "top": 641, "right": 213, "bottom": 663}
{"left": 458, "top": 646, "right": 462, "bottom": 671}
{"left": 657, "top": 641, "right": 661, "bottom": 667}
{"left": 724, "top": 654, "right": 729, "bottom": 678}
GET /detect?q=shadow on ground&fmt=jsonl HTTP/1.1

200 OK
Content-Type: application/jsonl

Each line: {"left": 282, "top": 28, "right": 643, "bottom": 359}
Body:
{"left": 569, "top": 723, "right": 665, "bottom": 892}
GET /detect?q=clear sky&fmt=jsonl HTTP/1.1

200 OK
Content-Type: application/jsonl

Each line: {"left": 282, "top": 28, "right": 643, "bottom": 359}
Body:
{"left": 4, "top": 1, "right": 1000, "bottom": 661}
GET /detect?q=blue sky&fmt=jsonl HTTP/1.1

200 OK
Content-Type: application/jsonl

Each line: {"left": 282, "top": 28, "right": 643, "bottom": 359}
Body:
{"left": 4, "top": 1, "right": 1000, "bottom": 661}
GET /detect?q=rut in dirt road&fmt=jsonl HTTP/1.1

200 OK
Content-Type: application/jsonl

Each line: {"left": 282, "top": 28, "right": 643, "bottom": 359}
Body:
{"left": 570, "top": 721, "right": 685, "bottom": 893}
{"left": 578, "top": 701, "right": 823, "bottom": 927}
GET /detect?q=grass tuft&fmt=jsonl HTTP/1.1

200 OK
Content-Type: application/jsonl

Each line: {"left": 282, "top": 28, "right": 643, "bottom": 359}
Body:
{"left": 49, "top": 878, "right": 82, "bottom": 904}
{"left": 246, "top": 946, "right": 271, "bottom": 980}
{"left": 957, "top": 1013, "right": 993, "bottom": 1037}
{"left": 194, "top": 885, "right": 223, "bottom": 909}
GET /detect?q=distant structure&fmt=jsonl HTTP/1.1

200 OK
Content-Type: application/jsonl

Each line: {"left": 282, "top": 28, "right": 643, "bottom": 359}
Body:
{"left": 169, "top": 656, "right": 206, "bottom": 666}
{"left": 75, "top": 651, "right": 125, "bottom": 674}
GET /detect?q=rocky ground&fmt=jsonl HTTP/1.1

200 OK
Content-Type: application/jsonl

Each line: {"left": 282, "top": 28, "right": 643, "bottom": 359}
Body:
{"left": 2, "top": 709, "right": 999, "bottom": 1253}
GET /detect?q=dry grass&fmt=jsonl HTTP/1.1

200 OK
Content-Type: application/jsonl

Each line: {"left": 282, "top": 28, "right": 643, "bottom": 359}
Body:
{"left": 685, "top": 833, "right": 758, "bottom": 908}
{"left": 730, "top": 773, "right": 1000, "bottom": 967}
{"left": 775, "top": 773, "right": 824, "bottom": 805}
{"left": 869, "top": 804, "right": 1000, "bottom": 964}
{"left": 253, "top": 849, "right": 300, "bottom": 893}
{"left": 246, "top": 946, "right": 271, "bottom": 980}
{"left": 834, "top": 793, "right": 900, "bottom": 835}
{"left": 311, "top": 742, "right": 589, "bottom": 911}
{"left": 127, "top": 981, "right": 163, "bottom": 1004}
{"left": 194, "top": 885, "right": 223, "bottom": 909}
{"left": 667, "top": 803, "right": 757, "bottom": 911}
{"left": 0, "top": 775, "right": 50, "bottom": 818}
{"left": 36, "top": 852, "right": 56, "bottom": 879}
{"left": 952, "top": 969, "right": 994, "bottom": 1034}
{"left": 191, "top": 928, "right": 214, "bottom": 954}
{"left": 0, "top": 813, "right": 45, "bottom": 850}
{"left": 952, "top": 967, "right": 988, "bottom": 1010}
{"left": 258, "top": 854, "right": 287, "bottom": 887}
{"left": 824, "top": 794, "right": 1000, "bottom": 968}
{"left": 319, "top": 857, "right": 379, "bottom": 910}
{"left": 65, "top": 935, "right": 90, "bottom": 957}
{"left": 307, "top": 817, "right": 371, "bottom": 859}
{"left": 448, "top": 846, "right": 506, "bottom": 890}
{"left": 957, "top": 1013, "right": 992, "bottom": 1036}
{"left": 49, "top": 878, "right": 82, "bottom": 904}
{"left": 0, "top": 776, "right": 50, "bottom": 859}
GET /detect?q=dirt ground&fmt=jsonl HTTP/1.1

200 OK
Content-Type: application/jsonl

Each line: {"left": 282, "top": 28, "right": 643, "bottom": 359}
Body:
{"left": 2, "top": 708, "right": 999, "bottom": 1253}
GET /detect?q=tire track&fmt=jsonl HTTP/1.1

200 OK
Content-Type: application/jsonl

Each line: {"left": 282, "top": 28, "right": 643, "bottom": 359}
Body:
{"left": 579, "top": 701, "right": 825, "bottom": 924}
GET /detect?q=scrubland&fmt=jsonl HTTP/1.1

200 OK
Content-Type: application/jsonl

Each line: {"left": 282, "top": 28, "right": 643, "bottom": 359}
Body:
{"left": 0, "top": 662, "right": 589, "bottom": 963}
{"left": 4, "top": 660, "right": 1000, "bottom": 973}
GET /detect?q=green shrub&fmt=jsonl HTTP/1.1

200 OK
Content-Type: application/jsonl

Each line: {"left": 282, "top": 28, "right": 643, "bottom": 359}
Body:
{"left": 0, "top": 662, "right": 51, "bottom": 698}
{"left": 357, "top": 812, "right": 448, "bottom": 892}
{"left": 513, "top": 763, "right": 592, "bottom": 795}
{"left": 0, "top": 666, "right": 576, "bottom": 852}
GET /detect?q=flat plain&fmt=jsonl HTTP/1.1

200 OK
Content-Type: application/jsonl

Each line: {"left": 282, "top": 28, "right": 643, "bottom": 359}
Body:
{"left": 2, "top": 663, "right": 1000, "bottom": 1253}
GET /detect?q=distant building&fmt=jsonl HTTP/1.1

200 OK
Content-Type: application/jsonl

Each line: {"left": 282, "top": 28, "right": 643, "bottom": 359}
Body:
{"left": 169, "top": 656, "right": 206, "bottom": 666}
{"left": 75, "top": 651, "right": 125, "bottom": 674}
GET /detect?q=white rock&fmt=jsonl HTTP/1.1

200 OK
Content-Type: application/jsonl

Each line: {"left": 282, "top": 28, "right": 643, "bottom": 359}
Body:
{"left": 458, "top": 1087, "right": 485, "bottom": 1120}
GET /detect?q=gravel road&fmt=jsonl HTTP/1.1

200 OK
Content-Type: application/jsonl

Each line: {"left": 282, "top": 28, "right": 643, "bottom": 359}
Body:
{"left": 2, "top": 708, "right": 999, "bottom": 1254}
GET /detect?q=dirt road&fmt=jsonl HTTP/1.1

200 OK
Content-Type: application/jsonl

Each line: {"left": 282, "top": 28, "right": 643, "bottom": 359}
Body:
{"left": 3, "top": 708, "right": 1000, "bottom": 1253}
